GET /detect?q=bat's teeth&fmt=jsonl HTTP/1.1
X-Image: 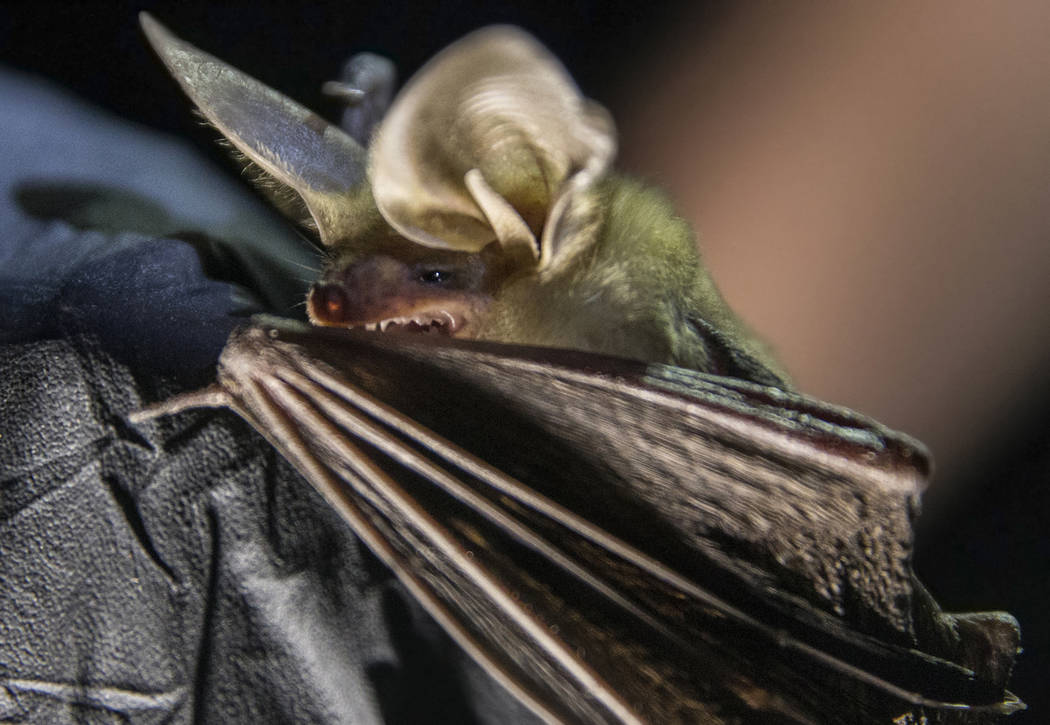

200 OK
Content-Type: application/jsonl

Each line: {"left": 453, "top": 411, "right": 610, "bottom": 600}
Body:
{"left": 440, "top": 310, "right": 459, "bottom": 332}
{"left": 366, "top": 313, "right": 459, "bottom": 335}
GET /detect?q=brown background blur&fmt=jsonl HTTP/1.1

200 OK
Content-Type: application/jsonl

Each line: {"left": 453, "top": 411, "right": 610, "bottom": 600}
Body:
{"left": 618, "top": 0, "right": 1050, "bottom": 491}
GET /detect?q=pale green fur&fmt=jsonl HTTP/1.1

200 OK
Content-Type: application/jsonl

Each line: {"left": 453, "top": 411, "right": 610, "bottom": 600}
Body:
{"left": 479, "top": 176, "right": 786, "bottom": 378}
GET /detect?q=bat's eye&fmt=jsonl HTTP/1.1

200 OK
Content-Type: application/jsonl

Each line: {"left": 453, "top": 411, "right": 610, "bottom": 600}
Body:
{"left": 418, "top": 269, "right": 452, "bottom": 285}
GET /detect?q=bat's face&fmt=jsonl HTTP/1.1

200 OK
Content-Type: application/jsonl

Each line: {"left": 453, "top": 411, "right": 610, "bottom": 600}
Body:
{"left": 307, "top": 236, "right": 510, "bottom": 338}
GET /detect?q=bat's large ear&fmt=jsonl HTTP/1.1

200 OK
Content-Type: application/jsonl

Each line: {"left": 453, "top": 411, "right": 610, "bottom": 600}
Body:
{"left": 140, "top": 13, "right": 368, "bottom": 246}
{"left": 370, "top": 26, "right": 616, "bottom": 269}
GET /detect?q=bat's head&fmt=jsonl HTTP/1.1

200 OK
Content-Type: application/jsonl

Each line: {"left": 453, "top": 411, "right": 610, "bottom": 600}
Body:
{"left": 142, "top": 15, "right": 789, "bottom": 383}
{"left": 297, "top": 26, "right": 618, "bottom": 343}
{"left": 141, "top": 17, "right": 613, "bottom": 335}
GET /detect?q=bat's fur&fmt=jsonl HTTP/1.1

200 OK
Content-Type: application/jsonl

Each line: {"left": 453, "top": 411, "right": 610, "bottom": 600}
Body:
{"left": 480, "top": 176, "right": 782, "bottom": 375}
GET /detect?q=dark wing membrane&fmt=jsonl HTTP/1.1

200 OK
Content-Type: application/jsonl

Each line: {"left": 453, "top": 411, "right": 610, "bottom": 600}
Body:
{"left": 149, "top": 320, "right": 1021, "bottom": 723}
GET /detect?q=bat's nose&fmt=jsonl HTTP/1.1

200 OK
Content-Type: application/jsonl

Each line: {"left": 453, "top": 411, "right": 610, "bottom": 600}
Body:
{"left": 308, "top": 283, "right": 351, "bottom": 325}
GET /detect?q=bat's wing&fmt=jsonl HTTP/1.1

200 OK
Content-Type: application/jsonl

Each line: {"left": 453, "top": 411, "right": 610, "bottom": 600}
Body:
{"left": 136, "top": 320, "right": 1022, "bottom": 723}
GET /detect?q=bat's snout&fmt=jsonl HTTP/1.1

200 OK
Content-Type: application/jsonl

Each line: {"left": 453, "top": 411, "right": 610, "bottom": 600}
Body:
{"left": 307, "top": 280, "right": 469, "bottom": 336}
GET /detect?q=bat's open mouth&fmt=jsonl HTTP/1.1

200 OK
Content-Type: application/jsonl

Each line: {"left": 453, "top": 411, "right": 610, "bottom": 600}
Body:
{"left": 361, "top": 311, "right": 461, "bottom": 336}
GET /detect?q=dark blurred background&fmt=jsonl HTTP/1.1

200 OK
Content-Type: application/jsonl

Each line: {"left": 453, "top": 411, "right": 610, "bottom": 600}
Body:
{"left": 4, "top": 1, "right": 1047, "bottom": 719}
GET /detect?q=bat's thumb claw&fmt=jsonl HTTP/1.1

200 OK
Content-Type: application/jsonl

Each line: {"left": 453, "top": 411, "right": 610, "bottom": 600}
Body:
{"left": 129, "top": 384, "right": 231, "bottom": 423}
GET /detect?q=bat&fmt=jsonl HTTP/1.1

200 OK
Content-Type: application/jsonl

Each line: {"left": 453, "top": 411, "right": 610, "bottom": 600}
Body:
{"left": 138, "top": 14, "right": 788, "bottom": 387}
{"left": 136, "top": 15, "right": 1023, "bottom": 723}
